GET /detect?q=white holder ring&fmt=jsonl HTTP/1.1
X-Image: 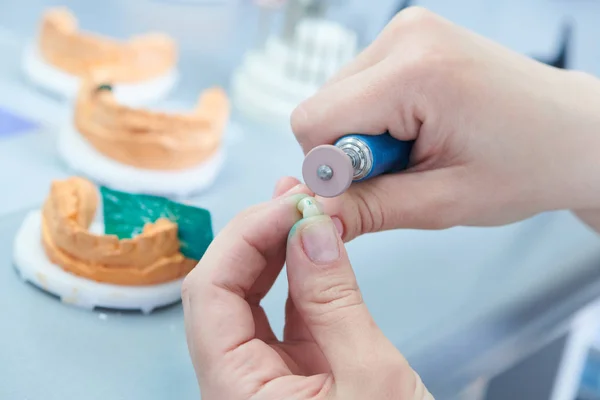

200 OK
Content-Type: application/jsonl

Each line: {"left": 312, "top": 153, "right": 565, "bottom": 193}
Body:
{"left": 22, "top": 43, "right": 178, "bottom": 105}
{"left": 13, "top": 210, "right": 186, "bottom": 314}
{"left": 57, "top": 121, "right": 225, "bottom": 198}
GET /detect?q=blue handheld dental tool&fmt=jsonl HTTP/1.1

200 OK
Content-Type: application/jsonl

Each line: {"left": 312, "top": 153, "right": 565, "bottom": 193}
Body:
{"left": 302, "top": 132, "right": 414, "bottom": 198}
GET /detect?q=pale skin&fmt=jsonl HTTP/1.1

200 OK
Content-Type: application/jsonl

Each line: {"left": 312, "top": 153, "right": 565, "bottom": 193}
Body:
{"left": 183, "top": 181, "right": 431, "bottom": 400}
{"left": 291, "top": 7, "right": 600, "bottom": 238}
{"left": 183, "top": 6, "right": 600, "bottom": 400}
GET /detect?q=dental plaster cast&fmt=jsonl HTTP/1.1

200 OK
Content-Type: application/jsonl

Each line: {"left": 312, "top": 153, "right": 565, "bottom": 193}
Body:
{"left": 22, "top": 7, "right": 178, "bottom": 103}
{"left": 58, "top": 75, "right": 230, "bottom": 197}
{"left": 13, "top": 177, "right": 213, "bottom": 313}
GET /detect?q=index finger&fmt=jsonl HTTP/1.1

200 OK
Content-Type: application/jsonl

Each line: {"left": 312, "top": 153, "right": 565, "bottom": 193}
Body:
{"left": 290, "top": 60, "right": 398, "bottom": 153}
{"left": 181, "top": 192, "right": 309, "bottom": 366}
{"left": 290, "top": 7, "right": 432, "bottom": 154}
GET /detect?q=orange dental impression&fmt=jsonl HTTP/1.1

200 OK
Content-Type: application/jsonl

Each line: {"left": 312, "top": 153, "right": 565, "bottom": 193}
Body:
{"left": 37, "top": 7, "right": 177, "bottom": 83}
{"left": 40, "top": 177, "right": 197, "bottom": 286}
{"left": 73, "top": 75, "right": 230, "bottom": 170}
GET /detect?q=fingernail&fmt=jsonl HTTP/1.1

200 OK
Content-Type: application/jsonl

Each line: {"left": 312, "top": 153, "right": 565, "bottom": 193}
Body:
{"left": 274, "top": 181, "right": 300, "bottom": 199}
{"left": 300, "top": 217, "right": 340, "bottom": 264}
{"left": 283, "top": 193, "right": 310, "bottom": 207}
{"left": 273, "top": 184, "right": 301, "bottom": 201}
{"left": 332, "top": 217, "right": 344, "bottom": 237}
{"left": 287, "top": 184, "right": 304, "bottom": 195}
{"left": 272, "top": 179, "right": 286, "bottom": 199}
{"left": 291, "top": 105, "right": 309, "bottom": 128}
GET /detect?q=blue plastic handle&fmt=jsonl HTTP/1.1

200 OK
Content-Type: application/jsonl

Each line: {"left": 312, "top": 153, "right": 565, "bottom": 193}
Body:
{"left": 334, "top": 132, "right": 413, "bottom": 182}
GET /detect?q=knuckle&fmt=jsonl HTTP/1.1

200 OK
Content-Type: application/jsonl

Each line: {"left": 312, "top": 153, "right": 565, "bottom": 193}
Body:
{"left": 567, "top": 69, "right": 598, "bottom": 86}
{"left": 380, "top": 362, "right": 415, "bottom": 387}
{"left": 290, "top": 103, "right": 311, "bottom": 150}
{"left": 398, "top": 43, "right": 460, "bottom": 90}
{"left": 240, "top": 203, "right": 264, "bottom": 219}
{"left": 344, "top": 358, "right": 415, "bottom": 397}
{"left": 567, "top": 69, "right": 591, "bottom": 80}
{"left": 385, "top": 14, "right": 473, "bottom": 93}
{"left": 303, "top": 275, "right": 364, "bottom": 325}
{"left": 229, "top": 203, "right": 264, "bottom": 229}
{"left": 181, "top": 273, "right": 196, "bottom": 301}
{"left": 181, "top": 258, "right": 207, "bottom": 301}
{"left": 352, "top": 186, "right": 386, "bottom": 235}
{"left": 390, "top": 6, "right": 437, "bottom": 33}
{"left": 321, "top": 198, "right": 355, "bottom": 241}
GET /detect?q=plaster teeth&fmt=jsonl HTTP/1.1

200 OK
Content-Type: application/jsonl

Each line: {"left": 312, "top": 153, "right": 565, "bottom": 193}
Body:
{"left": 297, "top": 196, "right": 323, "bottom": 218}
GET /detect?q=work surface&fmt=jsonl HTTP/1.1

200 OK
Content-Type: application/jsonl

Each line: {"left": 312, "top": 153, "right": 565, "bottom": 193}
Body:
{"left": 2, "top": 0, "right": 600, "bottom": 399}
{"left": 3, "top": 201, "right": 600, "bottom": 399}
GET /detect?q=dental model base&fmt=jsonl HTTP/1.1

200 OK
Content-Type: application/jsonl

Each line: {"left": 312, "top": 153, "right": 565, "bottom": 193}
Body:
{"left": 59, "top": 78, "right": 230, "bottom": 197}
{"left": 12, "top": 177, "right": 213, "bottom": 313}
{"left": 58, "top": 123, "right": 224, "bottom": 198}
{"left": 22, "top": 7, "right": 178, "bottom": 103}
{"left": 303, "top": 133, "right": 413, "bottom": 197}
{"left": 13, "top": 211, "right": 186, "bottom": 314}
{"left": 23, "top": 44, "right": 178, "bottom": 104}
{"left": 232, "top": 1, "right": 357, "bottom": 125}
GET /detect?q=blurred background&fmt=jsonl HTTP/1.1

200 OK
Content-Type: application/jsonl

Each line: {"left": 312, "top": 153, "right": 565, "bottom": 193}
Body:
{"left": 0, "top": 0, "right": 593, "bottom": 102}
{"left": 2, "top": 1, "right": 600, "bottom": 400}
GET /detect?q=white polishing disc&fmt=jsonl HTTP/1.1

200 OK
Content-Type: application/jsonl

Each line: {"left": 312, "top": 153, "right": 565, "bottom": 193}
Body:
{"left": 57, "top": 121, "right": 225, "bottom": 198}
{"left": 22, "top": 43, "right": 178, "bottom": 105}
{"left": 13, "top": 210, "right": 187, "bottom": 314}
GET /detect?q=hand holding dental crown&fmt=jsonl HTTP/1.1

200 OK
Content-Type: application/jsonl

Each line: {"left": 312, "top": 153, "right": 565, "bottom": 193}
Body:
{"left": 183, "top": 177, "right": 433, "bottom": 400}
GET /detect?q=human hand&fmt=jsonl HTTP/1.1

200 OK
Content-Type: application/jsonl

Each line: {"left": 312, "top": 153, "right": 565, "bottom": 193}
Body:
{"left": 291, "top": 7, "right": 600, "bottom": 239}
{"left": 182, "top": 176, "right": 432, "bottom": 400}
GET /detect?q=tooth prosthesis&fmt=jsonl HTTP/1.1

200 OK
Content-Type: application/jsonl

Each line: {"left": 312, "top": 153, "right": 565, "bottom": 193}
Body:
{"left": 297, "top": 196, "right": 324, "bottom": 219}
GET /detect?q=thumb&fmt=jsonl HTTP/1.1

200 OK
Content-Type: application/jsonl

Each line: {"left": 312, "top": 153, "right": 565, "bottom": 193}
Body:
{"left": 319, "top": 167, "right": 464, "bottom": 241}
{"left": 285, "top": 204, "right": 406, "bottom": 381}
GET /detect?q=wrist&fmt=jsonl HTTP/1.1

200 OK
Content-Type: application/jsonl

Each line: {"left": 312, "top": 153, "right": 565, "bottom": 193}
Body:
{"left": 537, "top": 69, "right": 600, "bottom": 213}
